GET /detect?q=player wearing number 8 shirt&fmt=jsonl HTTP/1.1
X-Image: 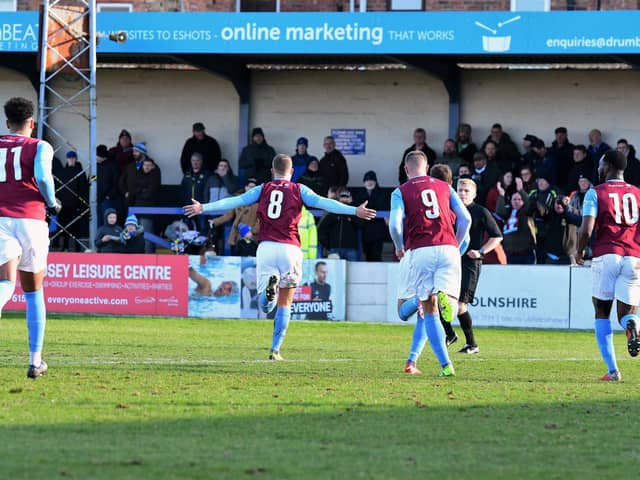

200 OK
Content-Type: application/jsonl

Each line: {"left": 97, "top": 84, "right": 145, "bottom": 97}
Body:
{"left": 0, "top": 97, "right": 60, "bottom": 379}
{"left": 185, "top": 154, "right": 376, "bottom": 360}
{"left": 576, "top": 150, "right": 640, "bottom": 382}
{"left": 389, "top": 151, "right": 471, "bottom": 377}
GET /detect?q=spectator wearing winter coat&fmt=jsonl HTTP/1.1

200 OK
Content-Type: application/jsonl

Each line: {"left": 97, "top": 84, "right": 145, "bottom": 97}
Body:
{"left": 297, "top": 158, "right": 327, "bottom": 196}
{"left": 292, "top": 137, "right": 317, "bottom": 182}
{"left": 317, "top": 188, "right": 359, "bottom": 261}
{"left": 108, "top": 128, "right": 134, "bottom": 174}
{"left": 120, "top": 142, "right": 149, "bottom": 209}
{"left": 181, "top": 152, "right": 211, "bottom": 232}
{"left": 485, "top": 123, "right": 521, "bottom": 174}
{"left": 618, "top": 139, "right": 640, "bottom": 186}
{"left": 54, "top": 150, "right": 89, "bottom": 251}
{"left": 495, "top": 188, "right": 536, "bottom": 264}
{"left": 586, "top": 129, "right": 610, "bottom": 176}
{"left": 319, "top": 136, "right": 349, "bottom": 190}
{"left": 471, "top": 152, "right": 500, "bottom": 206}
{"left": 179, "top": 122, "right": 221, "bottom": 174}
{"left": 238, "top": 127, "right": 276, "bottom": 185}
{"left": 120, "top": 214, "right": 145, "bottom": 254}
{"left": 353, "top": 170, "right": 389, "bottom": 261}
{"left": 95, "top": 208, "right": 124, "bottom": 253}
{"left": 548, "top": 126, "right": 574, "bottom": 193}
{"left": 455, "top": 123, "right": 478, "bottom": 165}
{"left": 205, "top": 159, "right": 238, "bottom": 203}
{"left": 131, "top": 155, "right": 161, "bottom": 254}
{"left": 399, "top": 128, "right": 437, "bottom": 184}
{"left": 209, "top": 177, "right": 260, "bottom": 254}
{"left": 566, "top": 145, "right": 594, "bottom": 194}
{"left": 96, "top": 144, "right": 121, "bottom": 226}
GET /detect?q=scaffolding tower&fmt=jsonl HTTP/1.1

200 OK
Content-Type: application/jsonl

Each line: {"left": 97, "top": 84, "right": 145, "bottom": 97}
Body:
{"left": 37, "top": 0, "right": 97, "bottom": 252}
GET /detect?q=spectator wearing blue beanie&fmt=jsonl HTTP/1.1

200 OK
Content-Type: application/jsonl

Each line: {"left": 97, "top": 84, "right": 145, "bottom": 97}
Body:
{"left": 292, "top": 136, "right": 317, "bottom": 182}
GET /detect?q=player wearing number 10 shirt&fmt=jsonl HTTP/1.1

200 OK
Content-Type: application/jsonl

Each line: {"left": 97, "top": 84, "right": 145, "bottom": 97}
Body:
{"left": 389, "top": 151, "right": 471, "bottom": 377}
{"left": 185, "top": 154, "right": 376, "bottom": 360}
{"left": 576, "top": 150, "right": 640, "bottom": 382}
{"left": 0, "top": 97, "right": 60, "bottom": 379}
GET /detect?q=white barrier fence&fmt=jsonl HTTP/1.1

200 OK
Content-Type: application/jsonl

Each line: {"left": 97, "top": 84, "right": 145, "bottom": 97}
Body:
{"left": 348, "top": 263, "right": 619, "bottom": 330}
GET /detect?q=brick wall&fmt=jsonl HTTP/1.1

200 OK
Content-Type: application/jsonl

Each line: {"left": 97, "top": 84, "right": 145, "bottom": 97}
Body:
{"left": 16, "top": 0, "right": 640, "bottom": 11}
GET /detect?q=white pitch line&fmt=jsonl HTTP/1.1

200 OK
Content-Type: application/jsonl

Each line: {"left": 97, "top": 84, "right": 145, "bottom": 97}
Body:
{"left": 0, "top": 356, "right": 603, "bottom": 366}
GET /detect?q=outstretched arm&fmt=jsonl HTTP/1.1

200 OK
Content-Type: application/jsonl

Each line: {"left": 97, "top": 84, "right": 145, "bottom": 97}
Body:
{"left": 184, "top": 185, "right": 263, "bottom": 217}
{"left": 33, "top": 141, "right": 57, "bottom": 208}
{"left": 388, "top": 188, "right": 405, "bottom": 256}
{"left": 300, "top": 184, "right": 376, "bottom": 219}
{"left": 449, "top": 187, "right": 472, "bottom": 248}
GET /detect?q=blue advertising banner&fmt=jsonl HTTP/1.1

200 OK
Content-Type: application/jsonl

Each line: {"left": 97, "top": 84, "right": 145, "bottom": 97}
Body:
{"left": 331, "top": 129, "right": 366, "bottom": 155}
{"left": 3, "top": 11, "right": 640, "bottom": 55}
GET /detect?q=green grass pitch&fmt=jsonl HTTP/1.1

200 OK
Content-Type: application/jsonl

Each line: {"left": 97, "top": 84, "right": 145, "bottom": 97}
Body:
{"left": 0, "top": 314, "right": 638, "bottom": 479}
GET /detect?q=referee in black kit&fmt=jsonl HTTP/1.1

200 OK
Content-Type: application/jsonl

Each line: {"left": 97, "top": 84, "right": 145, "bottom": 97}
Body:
{"left": 445, "top": 176, "right": 503, "bottom": 354}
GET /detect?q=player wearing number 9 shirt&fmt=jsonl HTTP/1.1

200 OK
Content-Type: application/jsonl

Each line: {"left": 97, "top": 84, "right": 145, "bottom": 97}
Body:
{"left": 576, "top": 150, "right": 640, "bottom": 382}
{"left": 185, "top": 154, "right": 376, "bottom": 360}
{"left": 389, "top": 151, "right": 471, "bottom": 377}
{"left": 0, "top": 97, "right": 60, "bottom": 379}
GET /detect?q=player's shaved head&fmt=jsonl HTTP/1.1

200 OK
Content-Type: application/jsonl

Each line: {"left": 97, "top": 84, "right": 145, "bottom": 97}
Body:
{"left": 601, "top": 150, "right": 627, "bottom": 171}
{"left": 404, "top": 150, "right": 428, "bottom": 177}
{"left": 4, "top": 97, "right": 34, "bottom": 129}
{"left": 272, "top": 154, "right": 293, "bottom": 176}
{"left": 430, "top": 163, "right": 453, "bottom": 185}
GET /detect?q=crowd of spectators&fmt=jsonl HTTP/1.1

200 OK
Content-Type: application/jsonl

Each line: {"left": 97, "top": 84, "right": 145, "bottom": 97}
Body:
{"left": 59, "top": 120, "right": 637, "bottom": 263}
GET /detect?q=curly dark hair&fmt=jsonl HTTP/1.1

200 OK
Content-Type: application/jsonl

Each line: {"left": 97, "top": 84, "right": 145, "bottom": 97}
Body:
{"left": 4, "top": 97, "right": 34, "bottom": 128}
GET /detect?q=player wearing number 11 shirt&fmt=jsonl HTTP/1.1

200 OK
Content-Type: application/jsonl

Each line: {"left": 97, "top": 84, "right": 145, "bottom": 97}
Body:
{"left": 185, "top": 154, "right": 376, "bottom": 360}
{"left": 0, "top": 97, "right": 60, "bottom": 379}
{"left": 576, "top": 150, "right": 640, "bottom": 382}
{"left": 389, "top": 151, "right": 471, "bottom": 377}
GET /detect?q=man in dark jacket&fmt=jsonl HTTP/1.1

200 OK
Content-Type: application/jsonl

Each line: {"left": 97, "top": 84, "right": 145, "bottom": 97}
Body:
{"left": 470, "top": 152, "right": 500, "bottom": 206}
{"left": 319, "top": 136, "right": 349, "bottom": 190}
{"left": 95, "top": 208, "right": 124, "bottom": 253}
{"left": 566, "top": 145, "right": 594, "bottom": 193}
{"left": 181, "top": 152, "right": 210, "bottom": 232}
{"left": 455, "top": 123, "right": 478, "bottom": 165}
{"left": 399, "top": 128, "right": 437, "bottom": 184}
{"left": 317, "top": 188, "right": 359, "bottom": 261}
{"left": 485, "top": 123, "right": 521, "bottom": 174}
{"left": 133, "top": 157, "right": 161, "bottom": 253}
{"left": 618, "top": 139, "right": 640, "bottom": 186}
{"left": 180, "top": 122, "right": 221, "bottom": 174}
{"left": 353, "top": 170, "right": 388, "bottom": 261}
{"left": 108, "top": 128, "right": 134, "bottom": 174}
{"left": 298, "top": 158, "right": 327, "bottom": 196}
{"left": 54, "top": 150, "right": 89, "bottom": 251}
{"left": 548, "top": 126, "right": 574, "bottom": 193}
{"left": 238, "top": 127, "right": 276, "bottom": 185}
{"left": 96, "top": 144, "right": 121, "bottom": 226}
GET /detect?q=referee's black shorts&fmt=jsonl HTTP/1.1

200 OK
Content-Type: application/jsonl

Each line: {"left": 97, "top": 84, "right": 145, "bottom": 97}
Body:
{"left": 459, "top": 257, "right": 482, "bottom": 304}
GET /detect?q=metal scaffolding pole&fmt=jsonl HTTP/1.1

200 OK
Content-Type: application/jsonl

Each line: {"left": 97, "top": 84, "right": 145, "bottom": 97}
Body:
{"left": 38, "top": 0, "right": 96, "bottom": 251}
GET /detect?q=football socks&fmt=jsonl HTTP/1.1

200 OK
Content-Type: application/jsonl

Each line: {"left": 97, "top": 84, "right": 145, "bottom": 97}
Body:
{"left": 271, "top": 306, "right": 291, "bottom": 353}
{"left": 423, "top": 312, "right": 451, "bottom": 368}
{"left": 619, "top": 313, "right": 638, "bottom": 331}
{"left": 407, "top": 314, "right": 428, "bottom": 363}
{"left": 24, "top": 289, "right": 46, "bottom": 367}
{"left": 458, "top": 311, "right": 476, "bottom": 347}
{"left": 398, "top": 296, "right": 419, "bottom": 321}
{"left": 594, "top": 318, "right": 618, "bottom": 375}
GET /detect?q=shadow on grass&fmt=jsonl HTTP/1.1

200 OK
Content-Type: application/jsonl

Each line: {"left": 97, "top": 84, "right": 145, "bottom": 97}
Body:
{"left": 0, "top": 398, "right": 636, "bottom": 480}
